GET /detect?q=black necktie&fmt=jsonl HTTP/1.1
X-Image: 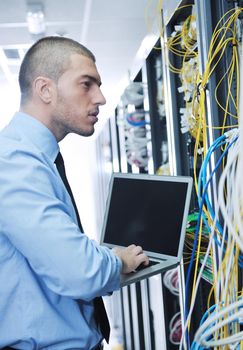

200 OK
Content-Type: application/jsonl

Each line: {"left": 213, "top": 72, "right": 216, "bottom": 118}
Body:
{"left": 55, "top": 152, "right": 110, "bottom": 343}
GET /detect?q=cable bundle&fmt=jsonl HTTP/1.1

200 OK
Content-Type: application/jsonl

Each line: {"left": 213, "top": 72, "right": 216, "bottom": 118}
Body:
{"left": 184, "top": 212, "right": 209, "bottom": 267}
{"left": 191, "top": 134, "right": 242, "bottom": 348}
{"left": 181, "top": 130, "right": 240, "bottom": 349}
{"left": 166, "top": 9, "right": 197, "bottom": 74}
{"left": 166, "top": 6, "right": 202, "bottom": 142}
{"left": 117, "top": 105, "right": 150, "bottom": 168}
{"left": 121, "top": 82, "right": 146, "bottom": 107}
{"left": 192, "top": 6, "right": 240, "bottom": 184}
{"left": 163, "top": 267, "right": 179, "bottom": 296}
{"left": 169, "top": 312, "right": 182, "bottom": 345}
{"left": 124, "top": 125, "right": 150, "bottom": 168}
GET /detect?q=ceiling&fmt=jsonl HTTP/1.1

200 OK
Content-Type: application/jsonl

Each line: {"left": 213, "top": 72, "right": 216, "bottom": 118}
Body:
{"left": 0, "top": 0, "right": 156, "bottom": 131}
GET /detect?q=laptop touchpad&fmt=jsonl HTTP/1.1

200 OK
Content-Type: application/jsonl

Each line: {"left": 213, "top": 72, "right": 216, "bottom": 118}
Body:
{"left": 134, "top": 260, "right": 160, "bottom": 272}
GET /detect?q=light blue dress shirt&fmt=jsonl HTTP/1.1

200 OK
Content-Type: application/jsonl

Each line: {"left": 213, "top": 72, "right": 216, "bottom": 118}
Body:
{"left": 0, "top": 112, "right": 122, "bottom": 349}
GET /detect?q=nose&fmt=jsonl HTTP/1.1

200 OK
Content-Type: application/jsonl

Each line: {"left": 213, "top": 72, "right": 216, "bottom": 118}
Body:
{"left": 94, "top": 86, "right": 106, "bottom": 106}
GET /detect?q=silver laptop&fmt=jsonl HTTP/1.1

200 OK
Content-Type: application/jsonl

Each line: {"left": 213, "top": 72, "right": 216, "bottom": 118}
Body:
{"left": 100, "top": 172, "right": 193, "bottom": 287}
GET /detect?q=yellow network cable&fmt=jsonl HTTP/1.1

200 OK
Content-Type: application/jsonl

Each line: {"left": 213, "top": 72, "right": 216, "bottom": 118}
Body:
{"left": 166, "top": 15, "right": 197, "bottom": 74}
{"left": 213, "top": 40, "right": 239, "bottom": 134}
{"left": 151, "top": 2, "right": 240, "bottom": 145}
{"left": 192, "top": 8, "right": 241, "bottom": 189}
{"left": 207, "top": 275, "right": 216, "bottom": 311}
{"left": 181, "top": 15, "right": 197, "bottom": 52}
{"left": 203, "top": 240, "right": 239, "bottom": 344}
{"left": 214, "top": 39, "right": 239, "bottom": 122}
{"left": 166, "top": 10, "right": 201, "bottom": 147}
{"left": 197, "top": 8, "right": 240, "bottom": 131}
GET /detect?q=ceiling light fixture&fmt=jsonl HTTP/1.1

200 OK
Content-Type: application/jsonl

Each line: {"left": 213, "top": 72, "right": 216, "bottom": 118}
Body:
{"left": 26, "top": 1, "right": 45, "bottom": 35}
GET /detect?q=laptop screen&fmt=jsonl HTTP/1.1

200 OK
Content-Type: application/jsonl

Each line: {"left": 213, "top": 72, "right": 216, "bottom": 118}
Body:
{"left": 101, "top": 173, "right": 192, "bottom": 258}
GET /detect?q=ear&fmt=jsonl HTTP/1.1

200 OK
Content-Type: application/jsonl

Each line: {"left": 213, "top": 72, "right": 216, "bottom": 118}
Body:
{"left": 33, "top": 76, "right": 54, "bottom": 104}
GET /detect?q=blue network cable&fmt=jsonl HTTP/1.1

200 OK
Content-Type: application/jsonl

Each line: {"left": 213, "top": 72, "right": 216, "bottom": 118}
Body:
{"left": 197, "top": 134, "right": 243, "bottom": 267}
{"left": 197, "top": 135, "right": 226, "bottom": 236}
{"left": 126, "top": 112, "right": 149, "bottom": 127}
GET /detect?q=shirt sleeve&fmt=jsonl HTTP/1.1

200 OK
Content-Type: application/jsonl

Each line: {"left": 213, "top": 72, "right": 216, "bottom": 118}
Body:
{"left": 0, "top": 149, "right": 122, "bottom": 301}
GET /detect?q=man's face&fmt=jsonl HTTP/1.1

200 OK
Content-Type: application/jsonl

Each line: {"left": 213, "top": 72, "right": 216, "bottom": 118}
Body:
{"left": 51, "top": 53, "right": 106, "bottom": 139}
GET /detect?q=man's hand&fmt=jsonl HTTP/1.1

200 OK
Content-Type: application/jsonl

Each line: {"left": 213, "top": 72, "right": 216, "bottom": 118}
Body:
{"left": 112, "top": 244, "right": 149, "bottom": 274}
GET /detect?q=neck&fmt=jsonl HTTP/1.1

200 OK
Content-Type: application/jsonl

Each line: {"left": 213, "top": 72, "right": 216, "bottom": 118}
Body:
{"left": 20, "top": 102, "right": 66, "bottom": 142}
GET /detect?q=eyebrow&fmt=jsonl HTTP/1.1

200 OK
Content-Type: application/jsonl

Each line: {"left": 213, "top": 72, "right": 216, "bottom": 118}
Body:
{"left": 80, "top": 74, "right": 102, "bottom": 87}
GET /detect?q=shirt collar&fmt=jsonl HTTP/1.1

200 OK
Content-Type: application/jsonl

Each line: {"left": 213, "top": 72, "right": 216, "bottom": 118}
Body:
{"left": 11, "top": 112, "right": 59, "bottom": 162}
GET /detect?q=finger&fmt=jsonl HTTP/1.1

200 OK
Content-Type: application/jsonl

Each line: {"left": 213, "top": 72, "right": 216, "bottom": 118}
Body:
{"left": 133, "top": 245, "right": 143, "bottom": 255}
{"left": 136, "top": 253, "right": 149, "bottom": 266}
{"left": 128, "top": 244, "right": 136, "bottom": 250}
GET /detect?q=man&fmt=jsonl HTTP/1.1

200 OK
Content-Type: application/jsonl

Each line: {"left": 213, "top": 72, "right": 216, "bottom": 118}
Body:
{"left": 0, "top": 36, "right": 149, "bottom": 349}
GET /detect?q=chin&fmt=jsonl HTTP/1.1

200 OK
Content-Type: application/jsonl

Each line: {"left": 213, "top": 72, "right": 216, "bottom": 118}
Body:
{"left": 78, "top": 128, "right": 95, "bottom": 137}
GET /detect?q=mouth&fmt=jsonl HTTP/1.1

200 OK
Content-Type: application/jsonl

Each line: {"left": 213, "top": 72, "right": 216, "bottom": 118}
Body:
{"left": 88, "top": 110, "right": 99, "bottom": 123}
{"left": 88, "top": 111, "right": 99, "bottom": 124}
{"left": 88, "top": 109, "right": 99, "bottom": 117}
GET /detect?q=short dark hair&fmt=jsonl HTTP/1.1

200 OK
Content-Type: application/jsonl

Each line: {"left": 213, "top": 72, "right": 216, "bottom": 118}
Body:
{"left": 19, "top": 36, "right": 96, "bottom": 105}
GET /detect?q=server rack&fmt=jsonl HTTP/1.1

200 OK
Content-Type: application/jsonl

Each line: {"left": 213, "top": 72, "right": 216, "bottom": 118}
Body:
{"left": 107, "top": 28, "right": 181, "bottom": 349}
{"left": 146, "top": 40, "right": 169, "bottom": 174}
{"left": 96, "top": 0, "right": 242, "bottom": 348}
{"left": 161, "top": 0, "right": 213, "bottom": 341}
{"left": 161, "top": 0, "right": 241, "bottom": 346}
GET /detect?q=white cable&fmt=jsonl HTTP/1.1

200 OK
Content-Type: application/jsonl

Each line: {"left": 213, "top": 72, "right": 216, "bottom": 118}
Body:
{"left": 202, "top": 330, "right": 243, "bottom": 348}
{"left": 216, "top": 221, "right": 227, "bottom": 305}
{"left": 221, "top": 143, "right": 239, "bottom": 305}
{"left": 163, "top": 268, "right": 179, "bottom": 295}
{"left": 218, "top": 139, "right": 243, "bottom": 251}
{"left": 197, "top": 310, "right": 243, "bottom": 347}
{"left": 194, "top": 297, "right": 243, "bottom": 344}
{"left": 169, "top": 312, "right": 182, "bottom": 345}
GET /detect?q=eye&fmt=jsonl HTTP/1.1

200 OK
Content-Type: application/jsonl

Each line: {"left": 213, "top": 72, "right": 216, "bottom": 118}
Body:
{"left": 81, "top": 81, "right": 92, "bottom": 89}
